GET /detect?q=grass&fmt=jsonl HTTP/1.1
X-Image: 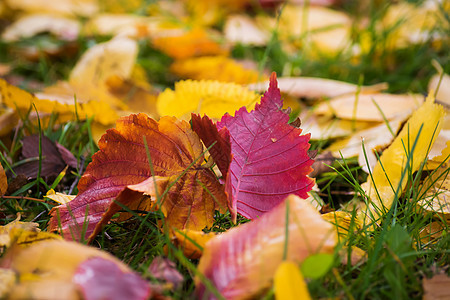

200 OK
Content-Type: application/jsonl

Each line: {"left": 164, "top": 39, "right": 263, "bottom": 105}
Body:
{"left": 0, "top": 0, "right": 449, "bottom": 299}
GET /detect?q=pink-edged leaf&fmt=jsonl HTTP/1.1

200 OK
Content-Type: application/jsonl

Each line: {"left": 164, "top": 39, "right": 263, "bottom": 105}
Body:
{"left": 195, "top": 195, "right": 337, "bottom": 299}
{"left": 73, "top": 257, "right": 151, "bottom": 300}
{"left": 48, "top": 114, "right": 226, "bottom": 241}
{"left": 191, "top": 113, "right": 232, "bottom": 180}
{"left": 217, "top": 72, "right": 314, "bottom": 219}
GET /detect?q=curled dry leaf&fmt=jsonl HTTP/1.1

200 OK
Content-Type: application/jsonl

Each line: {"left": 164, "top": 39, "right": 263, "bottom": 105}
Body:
{"left": 49, "top": 114, "right": 227, "bottom": 242}
{"left": 217, "top": 72, "right": 314, "bottom": 220}
{"left": 359, "top": 95, "right": 446, "bottom": 225}
{"left": 1, "top": 14, "right": 80, "bottom": 42}
{"left": 196, "top": 194, "right": 337, "bottom": 300}
{"left": 315, "top": 93, "right": 424, "bottom": 121}
{"left": 248, "top": 77, "right": 387, "bottom": 99}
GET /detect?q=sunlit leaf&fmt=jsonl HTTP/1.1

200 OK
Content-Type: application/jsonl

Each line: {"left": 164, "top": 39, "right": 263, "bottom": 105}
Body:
{"left": 4, "top": 0, "right": 98, "bottom": 16}
{"left": 360, "top": 95, "right": 446, "bottom": 224}
{"left": 45, "top": 189, "right": 76, "bottom": 205}
{"left": 224, "top": 15, "right": 270, "bottom": 46}
{"left": 315, "top": 93, "right": 423, "bottom": 121}
{"left": 274, "top": 261, "right": 312, "bottom": 300}
{"left": 217, "top": 72, "right": 314, "bottom": 219}
{"left": 170, "top": 56, "right": 263, "bottom": 84}
{"left": 195, "top": 195, "right": 337, "bottom": 299}
{"left": 156, "top": 79, "right": 260, "bottom": 119}
{"left": 1, "top": 14, "right": 80, "bottom": 42}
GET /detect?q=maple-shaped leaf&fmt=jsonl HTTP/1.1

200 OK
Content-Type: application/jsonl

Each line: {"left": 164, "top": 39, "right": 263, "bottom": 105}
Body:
{"left": 48, "top": 114, "right": 227, "bottom": 241}
{"left": 191, "top": 113, "right": 232, "bottom": 180}
{"left": 217, "top": 72, "right": 314, "bottom": 219}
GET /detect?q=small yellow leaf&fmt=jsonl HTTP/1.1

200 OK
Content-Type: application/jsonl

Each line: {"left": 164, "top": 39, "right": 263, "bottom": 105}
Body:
{"left": 45, "top": 189, "right": 76, "bottom": 205}
{"left": 360, "top": 95, "right": 446, "bottom": 224}
{"left": 274, "top": 261, "right": 311, "bottom": 300}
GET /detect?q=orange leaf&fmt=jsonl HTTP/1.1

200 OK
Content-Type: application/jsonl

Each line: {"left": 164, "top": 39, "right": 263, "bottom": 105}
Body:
{"left": 49, "top": 114, "right": 227, "bottom": 241}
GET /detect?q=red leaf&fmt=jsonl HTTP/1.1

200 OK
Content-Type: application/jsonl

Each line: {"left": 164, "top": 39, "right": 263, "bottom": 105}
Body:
{"left": 73, "top": 257, "right": 151, "bottom": 300}
{"left": 191, "top": 113, "right": 232, "bottom": 179}
{"left": 217, "top": 72, "right": 314, "bottom": 219}
{"left": 48, "top": 114, "right": 227, "bottom": 241}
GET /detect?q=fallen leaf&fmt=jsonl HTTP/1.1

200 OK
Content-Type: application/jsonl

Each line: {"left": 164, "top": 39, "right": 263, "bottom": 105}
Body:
{"left": 1, "top": 14, "right": 80, "bottom": 42}
{"left": 48, "top": 114, "right": 227, "bottom": 241}
{"left": 151, "top": 27, "right": 227, "bottom": 59}
{"left": 274, "top": 261, "right": 312, "bottom": 300}
{"left": 156, "top": 79, "right": 260, "bottom": 120}
{"left": 0, "top": 239, "right": 143, "bottom": 300}
{"left": 14, "top": 134, "right": 68, "bottom": 179}
{"left": 309, "top": 151, "right": 335, "bottom": 178}
{"left": 217, "top": 72, "right": 315, "bottom": 219}
{"left": 326, "top": 117, "right": 406, "bottom": 172}
{"left": 248, "top": 77, "right": 387, "bottom": 99}
{"left": 4, "top": 0, "right": 98, "bottom": 16}
{"left": 277, "top": 5, "right": 352, "bottom": 56}
{"left": 0, "top": 164, "right": 7, "bottom": 196}
{"left": 360, "top": 95, "right": 446, "bottom": 224}
{"left": 45, "top": 189, "right": 76, "bottom": 205}
{"left": 170, "top": 56, "right": 263, "bottom": 84}
{"left": 172, "top": 229, "right": 217, "bottom": 259}
{"left": 148, "top": 256, "right": 184, "bottom": 289}
{"left": 73, "top": 257, "right": 151, "bottom": 300}
{"left": 315, "top": 93, "right": 423, "bottom": 121}
{"left": 300, "top": 112, "right": 375, "bottom": 140}
{"left": 0, "top": 216, "right": 61, "bottom": 251}
{"left": 429, "top": 73, "right": 450, "bottom": 108}
{"left": 224, "top": 15, "right": 270, "bottom": 46}
{"left": 419, "top": 221, "right": 447, "bottom": 245}
{"left": 300, "top": 253, "right": 334, "bottom": 279}
{"left": 69, "top": 36, "right": 138, "bottom": 87}
{"left": 423, "top": 274, "right": 450, "bottom": 300}
{"left": 195, "top": 194, "right": 337, "bottom": 299}
{"left": 191, "top": 113, "right": 231, "bottom": 180}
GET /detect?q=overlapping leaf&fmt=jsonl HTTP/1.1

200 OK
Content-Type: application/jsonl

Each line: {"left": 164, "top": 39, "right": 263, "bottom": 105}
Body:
{"left": 48, "top": 114, "right": 227, "bottom": 241}
{"left": 217, "top": 72, "right": 314, "bottom": 219}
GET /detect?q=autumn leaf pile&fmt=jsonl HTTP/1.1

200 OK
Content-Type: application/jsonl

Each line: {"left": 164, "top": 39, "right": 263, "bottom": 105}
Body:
{"left": 0, "top": 0, "right": 449, "bottom": 299}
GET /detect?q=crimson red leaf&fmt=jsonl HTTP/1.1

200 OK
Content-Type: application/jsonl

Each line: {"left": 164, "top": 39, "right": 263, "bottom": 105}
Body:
{"left": 191, "top": 113, "right": 232, "bottom": 179}
{"left": 73, "top": 257, "right": 151, "bottom": 300}
{"left": 217, "top": 72, "right": 314, "bottom": 219}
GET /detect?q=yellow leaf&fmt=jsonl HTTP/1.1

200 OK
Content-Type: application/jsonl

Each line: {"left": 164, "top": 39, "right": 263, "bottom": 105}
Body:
{"left": 360, "top": 95, "right": 446, "bottom": 223}
{"left": 69, "top": 37, "right": 138, "bottom": 87}
{"left": 172, "top": 229, "right": 217, "bottom": 259}
{"left": 274, "top": 261, "right": 312, "bottom": 300}
{"left": 156, "top": 80, "right": 260, "bottom": 119}
{"left": 322, "top": 211, "right": 362, "bottom": 239}
{"left": 152, "top": 27, "right": 227, "bottom": 59}
{"left": 45, "top": 189, "right": 76, "bottom": 205}
{"left": 0, "top": 269, "right": 15, "bottom": 298}
{"left": 170, "top": 56, "right": 263, "bottom": 85}
{"left": 0, "top": 216, "right": 61, "bottom": 250}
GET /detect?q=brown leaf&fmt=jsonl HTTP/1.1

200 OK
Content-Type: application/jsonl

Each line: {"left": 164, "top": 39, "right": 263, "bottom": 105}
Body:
{"left": 423, "top": 274, "right": 450, "bottom": 300}
{"left": 0, "top": 164, "right": 7, "bottom": 196}
{"left": 15, "top": 135, "right": 66, "bottom": 179}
